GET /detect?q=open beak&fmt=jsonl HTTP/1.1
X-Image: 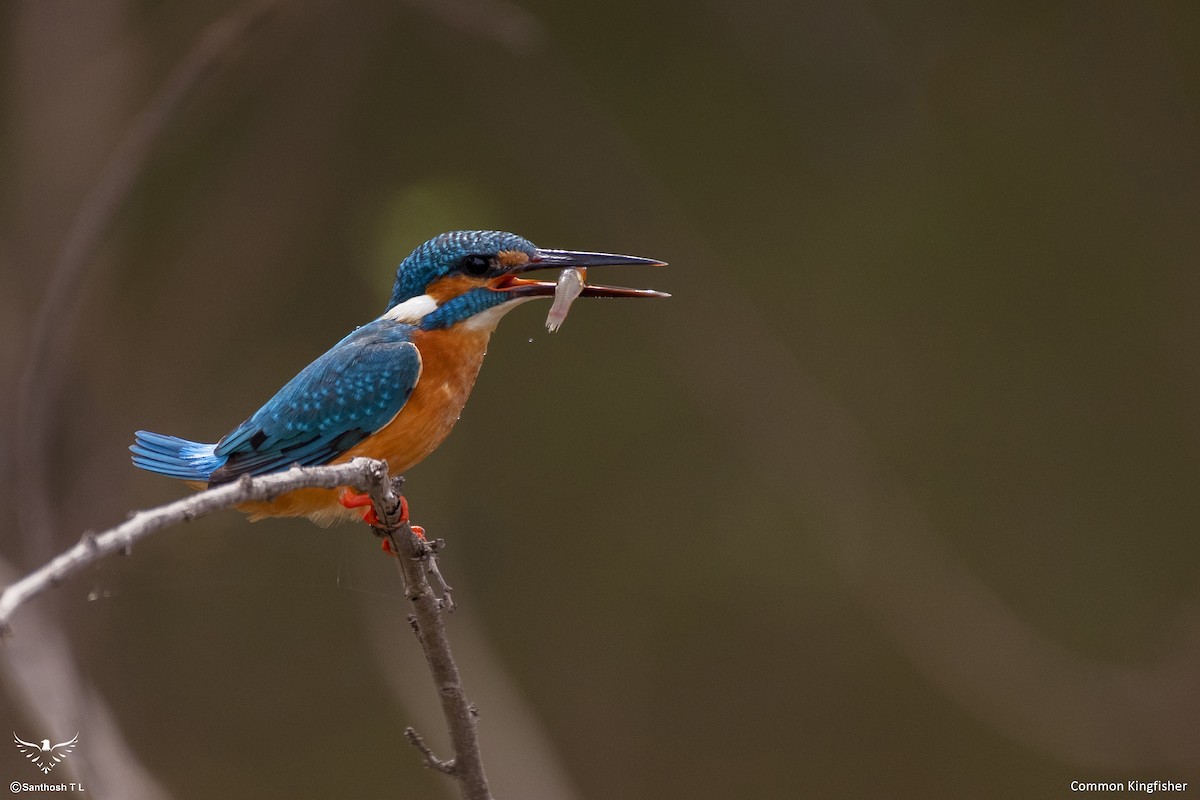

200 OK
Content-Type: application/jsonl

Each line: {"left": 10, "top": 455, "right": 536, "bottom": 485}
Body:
{"left": 492, "top": 248, "right": 670, "bottom": 299}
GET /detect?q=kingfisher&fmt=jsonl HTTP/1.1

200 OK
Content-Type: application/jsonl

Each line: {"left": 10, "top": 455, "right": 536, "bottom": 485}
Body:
{"left": 130, "top": 230, "right": 667, "bottom": 526}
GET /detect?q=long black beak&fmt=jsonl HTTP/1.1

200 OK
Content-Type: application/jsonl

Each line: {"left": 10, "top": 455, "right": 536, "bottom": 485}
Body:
{"left": 497, "top": 248, "right": 669, "bottom": 299}
{"left": 530, "top": 249, "right": 667, "bottom": 270}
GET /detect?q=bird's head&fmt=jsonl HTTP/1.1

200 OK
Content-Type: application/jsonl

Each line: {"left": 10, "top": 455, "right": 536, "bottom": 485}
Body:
{"left": 384, "top": 230, "right": 666, "bottom": 331}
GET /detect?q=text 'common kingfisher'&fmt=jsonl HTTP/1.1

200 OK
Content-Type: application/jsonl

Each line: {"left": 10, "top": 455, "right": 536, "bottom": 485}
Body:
{"left": 131, "top": 230, "right": 667, "bottom": 525}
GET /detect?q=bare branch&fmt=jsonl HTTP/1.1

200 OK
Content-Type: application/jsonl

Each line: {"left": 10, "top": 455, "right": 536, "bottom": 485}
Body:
{"left": 0, "top": 457, "right": 495, "bottom": 799}
{"left": 405, "top": 726, "right": 457, "bottom": 775}
{"left": 374, "top": 503, "right": 493, "bottom": 799}
{"left": 0, "top": 457, "right": 386, "bottom": 632}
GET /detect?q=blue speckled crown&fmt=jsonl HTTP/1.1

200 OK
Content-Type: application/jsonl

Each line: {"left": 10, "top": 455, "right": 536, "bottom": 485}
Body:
{"left": 387, "top": 230, "right": 537, "bottom": 309}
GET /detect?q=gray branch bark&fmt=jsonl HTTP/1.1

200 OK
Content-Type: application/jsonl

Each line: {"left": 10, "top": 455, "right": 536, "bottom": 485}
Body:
{"left": 0, "top": 458, "right": 493, "bottom": 800}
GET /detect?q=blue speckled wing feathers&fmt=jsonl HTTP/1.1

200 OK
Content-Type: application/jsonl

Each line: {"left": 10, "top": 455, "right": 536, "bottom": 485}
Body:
{"left": 207, "top": 323, "right": 421, "bottom": 483}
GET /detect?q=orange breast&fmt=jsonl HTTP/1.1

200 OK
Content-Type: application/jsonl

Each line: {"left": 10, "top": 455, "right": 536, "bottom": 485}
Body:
{"left": 340, "top": 326, "right": 490, "bottom": 471}
{"left": 236, "top": 326, "right": 492, "bottom": 524}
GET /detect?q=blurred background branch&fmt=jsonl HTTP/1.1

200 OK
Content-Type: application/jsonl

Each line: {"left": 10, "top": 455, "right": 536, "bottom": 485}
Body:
{"left": 4, "top": 4, "right": 291, "bottom": 796}
{"left": 15, "top": 0, "right": 288, "bottom": 565}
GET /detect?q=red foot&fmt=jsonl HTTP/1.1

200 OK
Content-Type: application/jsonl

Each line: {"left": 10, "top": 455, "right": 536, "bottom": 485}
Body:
{"left": 339, "top": 489, "right": 380, "bottom": 526}
{"left": 338, "top": 491, "right": 410, "bottom": 528}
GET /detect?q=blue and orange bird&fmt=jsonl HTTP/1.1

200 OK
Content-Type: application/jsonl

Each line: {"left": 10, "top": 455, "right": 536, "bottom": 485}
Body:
{"left": 131, "top": 231, "right": 666, "bottom": 526}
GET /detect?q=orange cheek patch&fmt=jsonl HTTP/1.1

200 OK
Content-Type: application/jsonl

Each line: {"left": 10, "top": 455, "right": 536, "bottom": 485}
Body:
{"left": 426, "top": 274, "right": 486, "bottom": 302}
{"left": 497, "top": 250, "right": 531, "bottom": 269}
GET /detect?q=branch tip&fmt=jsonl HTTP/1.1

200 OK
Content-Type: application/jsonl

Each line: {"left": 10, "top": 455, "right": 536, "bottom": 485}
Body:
{"left": 404, "top": 727, "right": 457, "bottom": 775}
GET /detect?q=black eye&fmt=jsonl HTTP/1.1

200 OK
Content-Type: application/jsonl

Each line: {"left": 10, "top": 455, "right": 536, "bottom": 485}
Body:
{"left": 461, "top": 254, "right": 490, "bottom": 276}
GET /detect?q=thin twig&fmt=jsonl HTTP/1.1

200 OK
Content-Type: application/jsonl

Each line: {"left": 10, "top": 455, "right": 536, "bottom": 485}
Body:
{"left": 404, "top": 726, "right": 457, "bottom": 775}
{"left": 0, "top": 457, "right": 386, "bottom": 632}
{"left": 387, "top": 535, "right": 490, "bottom": 798}
{"left": 369, "top": 487, "right": 492, "bottom": 799}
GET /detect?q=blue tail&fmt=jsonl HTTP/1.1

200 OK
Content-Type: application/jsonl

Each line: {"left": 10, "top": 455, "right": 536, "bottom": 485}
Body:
{"left": 130, "top": 430, "right": 227, "bottom": 482}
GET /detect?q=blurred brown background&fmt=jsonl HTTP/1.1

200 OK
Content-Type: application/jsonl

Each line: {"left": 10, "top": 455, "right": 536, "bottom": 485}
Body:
{"left": 3, "top": 1, "right": 1200, "bottom": 798}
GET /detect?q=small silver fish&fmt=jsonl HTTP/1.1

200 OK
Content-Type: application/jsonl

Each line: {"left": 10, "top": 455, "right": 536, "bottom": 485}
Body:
{"left": 546, "top": 267, "right": 587, "bottom": 332}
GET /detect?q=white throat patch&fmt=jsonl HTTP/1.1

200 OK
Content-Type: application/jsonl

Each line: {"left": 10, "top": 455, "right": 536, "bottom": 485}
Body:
{"left": 460, "top": 296, "right": 535, "bottom": 332}
{"left": 382, "top": 294, "right": 438, "bottom": 324}
{"left": 381, "top": 292, "right": 539, "bottom": 333}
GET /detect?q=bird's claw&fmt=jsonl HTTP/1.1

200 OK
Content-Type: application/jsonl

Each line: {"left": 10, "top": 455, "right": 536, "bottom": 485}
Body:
{"left": 340, "top": 489, "right": 410, "bottom": 529}
{"left": 341, "top": 489, "right": 448, "bottom": 607}
{"left": 338, "top": 488, "right": 376, "bottom": 524}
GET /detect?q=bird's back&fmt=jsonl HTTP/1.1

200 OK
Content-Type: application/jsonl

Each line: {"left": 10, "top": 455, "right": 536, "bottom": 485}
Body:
{"left": 235, "top": 322, "right": 493, "bottom": 523}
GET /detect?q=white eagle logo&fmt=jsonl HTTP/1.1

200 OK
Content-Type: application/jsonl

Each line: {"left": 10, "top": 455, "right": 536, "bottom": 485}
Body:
{"left": 13, "top": 732, "right": 78, "bottom": 775}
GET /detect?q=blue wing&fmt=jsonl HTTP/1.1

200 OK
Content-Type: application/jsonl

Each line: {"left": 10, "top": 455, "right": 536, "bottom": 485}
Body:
{"left": 208, "top": 322, "right": 421, "bottom": 483}
{"left": 132, "top": 320, "right": 421, "bottom": 484}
